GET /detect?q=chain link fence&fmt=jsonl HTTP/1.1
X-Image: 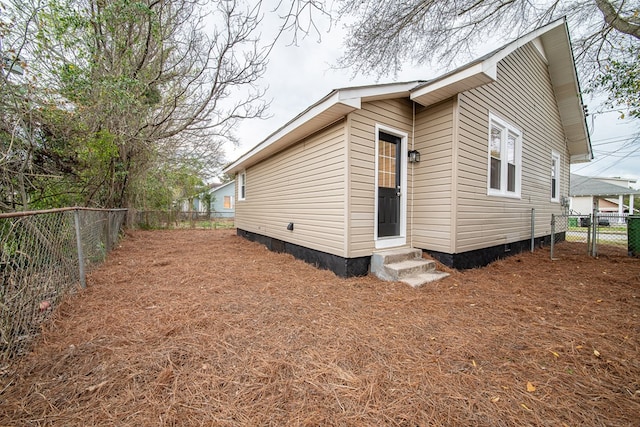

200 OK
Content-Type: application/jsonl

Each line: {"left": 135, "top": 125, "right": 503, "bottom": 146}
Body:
{"left": 0, "top": 208, "right": 126, "bottom": 368}
{"left": 550, "top": 213, "right": 633, "bottom": 259}
{"left": 130, "top": 210, "right": 234, "bottom": 230}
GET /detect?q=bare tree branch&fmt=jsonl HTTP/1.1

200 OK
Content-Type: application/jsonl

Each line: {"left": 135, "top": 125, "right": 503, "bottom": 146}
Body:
{"left": 595, "top": 0, "right": 640, "bottom": 38}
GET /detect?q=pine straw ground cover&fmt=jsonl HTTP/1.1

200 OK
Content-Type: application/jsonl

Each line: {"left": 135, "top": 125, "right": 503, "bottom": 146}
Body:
{"left": 1, "top": 230, "right": 639, "bottom": 426}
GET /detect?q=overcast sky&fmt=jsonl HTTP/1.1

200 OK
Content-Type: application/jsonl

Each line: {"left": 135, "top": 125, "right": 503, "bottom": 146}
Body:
{"left": 226, "top": 18, "right": 640, "bottom": 188}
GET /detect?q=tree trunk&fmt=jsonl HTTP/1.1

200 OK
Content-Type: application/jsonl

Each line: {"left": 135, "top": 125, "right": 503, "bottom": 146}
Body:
{"left": 594, "top": 0, "right": 640, "bottom": 39}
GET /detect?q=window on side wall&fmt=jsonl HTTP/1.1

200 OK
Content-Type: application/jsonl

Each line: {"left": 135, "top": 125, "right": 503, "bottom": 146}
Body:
{"left": 238, "top": 172, "right": 246, "bottom": 201}
{"left": 223, "top": 195, "right": 233, "bottom": 209}
{"left": 487, "top": 114, "right": 522, "bottom": 198}
{"left": 551, "top": 151, "right": 560, "bottom": 202}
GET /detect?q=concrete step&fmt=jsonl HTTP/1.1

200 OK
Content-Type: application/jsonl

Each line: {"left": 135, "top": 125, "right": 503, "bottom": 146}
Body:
{"left": 370, "top": 247, "right": 449, "bottom": 286}
{"left": 370, "top": 247, "right": 421, "bottom": 275}
{"left": 372, "top": 247, "right": 421, "bottom": 264}
{"left": 401, "top": 271, "right": 450, "bottom": 288}
{"left": 384, "top": 258, "right": 436, "bottom": 280}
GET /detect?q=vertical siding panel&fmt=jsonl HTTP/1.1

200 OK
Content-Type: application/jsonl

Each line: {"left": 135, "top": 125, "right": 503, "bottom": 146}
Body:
{"left": 411, "top": 99, "right": 455, "bottom": 252}
{"left": 455, "top": 43, "right": 570, "bottom": 252}
{"left": 348, "top": 99, "right": 414, "bottom": 257}
{"left": 235, "top": 121, "right": 348, "bottom": 256}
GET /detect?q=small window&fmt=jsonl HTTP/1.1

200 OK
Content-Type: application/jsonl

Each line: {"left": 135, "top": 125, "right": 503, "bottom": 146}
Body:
{"left": 551, "top": 151, "right": 560, "bottom": 202}
{"left": 223, "top": 195, "right": 233, "bottom": 209}
{"left": 238, "top": 172, "right": 246, "bottom": 201}
{"left": 487, "top": 114, "right": 522, "bottom": 198}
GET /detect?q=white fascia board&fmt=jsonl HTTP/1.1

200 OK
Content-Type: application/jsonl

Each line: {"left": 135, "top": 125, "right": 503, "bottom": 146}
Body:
{"left": 223, "top": 82, "right": 422, "bottom": 175}
{"left": 570, "top": 153, "right": 592, "bottom": 164}
{"left": 489, "top": 19, "right": 565, "bottom": 65}
{"left": 338, "top": 81, "right": 421, "bottom": 103}
{"left": 542, "top": 24, "right": 592, "bottom": 161}
{"left": 211, "top": 180, "right": 235, "bottom": 193}
{"left": 410, "top": 62, "right": 495, "bottom": 103}
{"left": 224, "top": 91, "right": 360, "bottom": 174}
{"left": 410, "top": 20, "right": 566, "bottom": 107}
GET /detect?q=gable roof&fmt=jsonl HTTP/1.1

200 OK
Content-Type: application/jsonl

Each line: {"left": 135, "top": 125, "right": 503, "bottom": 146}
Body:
{"left": 570, "top": 174, "right": 640, "bottom": 197}
{"left": 209, "top": 180, "right": 235, "bottom": 194}
{"left": 225, "top": 82, "right": 422, "bottom": 173}
{"left": 410, "top": 20, "right": 591, "bottom": 163}
{"left": 225, "top": 19, "right": 591, "bottom": 174}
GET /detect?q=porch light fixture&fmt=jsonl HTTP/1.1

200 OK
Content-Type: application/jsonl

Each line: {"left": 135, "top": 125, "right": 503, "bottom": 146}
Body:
{"left": 408, "top": 150, "right": 421, "bottom": 163}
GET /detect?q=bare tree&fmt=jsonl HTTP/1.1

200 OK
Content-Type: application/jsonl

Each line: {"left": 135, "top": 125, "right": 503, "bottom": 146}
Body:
{"left": 1, "top": 0, "right": 273, "bottom": 210}
{"left": 330, "top": 0, "right": 639, "bottom": 80}
{"left": 0, "top": 1, "right": 54, "bottom": 211}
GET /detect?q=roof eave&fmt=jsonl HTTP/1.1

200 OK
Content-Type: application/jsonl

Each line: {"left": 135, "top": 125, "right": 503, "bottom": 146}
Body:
{"left": 409, "top": 19, "right": 592, "bottom": 164}
{"left": 540, "top": 23, "right": 593, "bottom": 163}
{"left": 410, "top": 63, "right": 497, "bottom": 106}
{"left": 224, "top": 92, "right": 359, "bottom": 174}
{"left": 210, "top": 180, "right": 235, "bottom": 193}
{"left": 224, "top": 82, "right": 421, "bottom": 174}
{"left": 409, "top": 19, "right": 568, "bottom": 108}
{"left": 570, "top": 153, "right": 592, "bottom": 164}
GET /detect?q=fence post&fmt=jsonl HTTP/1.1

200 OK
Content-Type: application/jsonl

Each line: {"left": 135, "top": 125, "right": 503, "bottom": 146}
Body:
{"left": 74, "top": 209, "right": 87, "bottom": 288}
{"left": 591, "top": 209, "right": 598, "bottom": 257}
{"left": 586, "top": 216, "right": 591, "bottom": 255}
{"left": 550, "top": 214, "right": 555, "bottom": 260}
{"left": 105, "top": 211, "right": 112, "bottom": 253}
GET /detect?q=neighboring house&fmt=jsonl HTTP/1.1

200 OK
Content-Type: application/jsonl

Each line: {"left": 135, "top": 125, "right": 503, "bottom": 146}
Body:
{"left": 209, "top": 180, "right": 235, "bottom": 218}
{"left": 224, "top": 19, "right": 592, "bottom": 275}
{"left": 178, "top": 197, "right": 201, "bottom": 213}
{"left": 178, "top": 185, "right": 214, "bottom": 213}
{"left": 570, "top": 174, "right": 639, "bottom": 219}
{"left": 179, "top": 181, "right": 236, "bottom": 218}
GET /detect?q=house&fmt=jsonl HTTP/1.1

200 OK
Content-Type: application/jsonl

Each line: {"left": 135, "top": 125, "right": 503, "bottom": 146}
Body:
{"left": 224, "top": 19, "right": 592, "bottom": 276}
{"left": 177, "top": 184, "right": 215, "bottom": 213}
{"left": 570, "top": 174, "right": 639, "bottom": 221}
{"left": 209, "top": 180, "right": 235, "bottom": 218}
{"left": 179, "top": 181, "right": 236, "bottom": 218}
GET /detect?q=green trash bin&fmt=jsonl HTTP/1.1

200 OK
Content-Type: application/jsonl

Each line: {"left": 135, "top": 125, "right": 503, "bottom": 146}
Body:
{"left": 568, "top": 217, "right": 578, "bottom": 227}
{"left": 628, "top": 216, "right": 640, "bottom": 256}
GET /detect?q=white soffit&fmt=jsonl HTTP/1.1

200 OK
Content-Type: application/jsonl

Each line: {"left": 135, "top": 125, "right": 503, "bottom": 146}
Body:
{"left": 410, "top": 62, "right": 497, "bottom": 106}
{"left": 410, "top": 19, "right": 566, "bottom": 108}
{"left": 540, "top": 24, "right": 592, "bottom": 162}
{"left": 225, "top": 19, "right": 591, "bottom": 173}
{"left": 224, "top": 82, "right": 420, "bottom": 174}
{"left": 410, "top": 19, "right": 591, "bottom": 162}
{"left": 224, "top": 92, "right": 358, "bottom": 174}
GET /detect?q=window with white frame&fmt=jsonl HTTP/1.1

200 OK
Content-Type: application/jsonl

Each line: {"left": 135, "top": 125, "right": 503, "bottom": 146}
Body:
{"left": 238, "top": 172, "right": 246, "bottom": 201}
{"left": 223, "top": 195, "right": 233, "bottom": 209}
{"left": 551, "top": 151, "right": 560, "bottom": 202}
{"left": 488, "top": 114, "right": 522, "bottom": 197}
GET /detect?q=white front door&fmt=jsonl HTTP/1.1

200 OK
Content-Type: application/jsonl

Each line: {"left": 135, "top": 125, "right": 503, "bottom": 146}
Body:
{"left": 374, "top": 124, "right": 407, "bottom": 249}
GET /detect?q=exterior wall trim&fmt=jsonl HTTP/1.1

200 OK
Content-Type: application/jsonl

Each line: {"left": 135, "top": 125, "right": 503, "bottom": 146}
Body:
{"left": 374, "top": 123, "right": 409, "bottom": 249}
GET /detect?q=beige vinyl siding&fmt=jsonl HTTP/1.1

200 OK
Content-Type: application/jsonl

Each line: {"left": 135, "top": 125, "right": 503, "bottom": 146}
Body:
{"left": 411, "top": 99, "right": 456, "bottom": 252}
{"left": 235, "top": 120, "right": 348, "bottom": 257}
{"left": 347, "top": 99, "right": 414, "bottom": 257}
{"left": 455, "top": 42, "right": 570, "bottom": 253}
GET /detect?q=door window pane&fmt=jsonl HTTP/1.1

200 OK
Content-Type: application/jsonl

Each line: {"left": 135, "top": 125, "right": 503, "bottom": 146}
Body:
{"left": 378, "top": 139, "right": 397, "bottom": 188}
